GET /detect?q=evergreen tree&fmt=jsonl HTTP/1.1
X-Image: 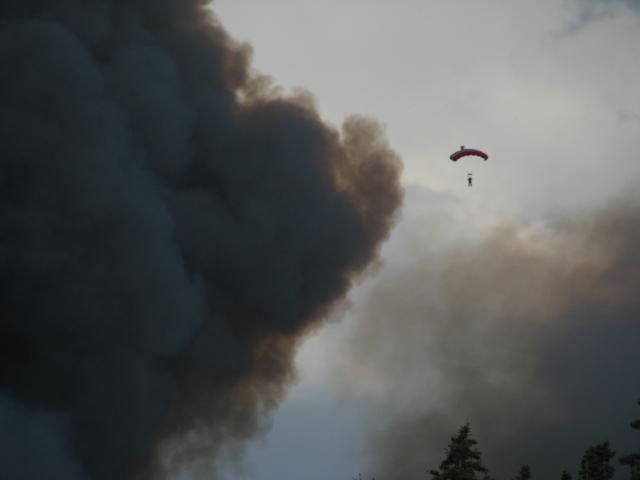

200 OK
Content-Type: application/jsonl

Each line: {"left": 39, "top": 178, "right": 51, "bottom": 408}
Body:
{"left": 561, "top": 470, "right": 573, "bottom": 480}
{"left": 429, "top": 423, "right": 489, "bottom": 480}
{"left": 579, "top": 442, "right": 616, "bottom": 480}
{"left": 620, "top": 400, "right": 640, "bottom": 480}
{"left": 513, "top": 465, "right": 531, "bottom": 480}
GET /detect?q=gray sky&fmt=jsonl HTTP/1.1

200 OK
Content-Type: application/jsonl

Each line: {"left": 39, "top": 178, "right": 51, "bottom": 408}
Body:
{"left": 215, "top": 0, "right": 640, "bottom": 217}
{"left": 211, "top": 1, "right": 640, "bottom": 479}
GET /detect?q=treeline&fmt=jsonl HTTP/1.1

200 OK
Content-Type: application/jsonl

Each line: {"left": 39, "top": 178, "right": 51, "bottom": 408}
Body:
{"left": 355, "top": 400, "right": 639, "bottom": 480}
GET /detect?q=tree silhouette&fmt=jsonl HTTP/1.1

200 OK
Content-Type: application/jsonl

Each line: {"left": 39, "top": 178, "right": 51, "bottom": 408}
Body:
{"left": 360, "top": 396, "right": 640, "bottom": 480}
{"left": 620, "top": 400, "right": 640, "bottom": 480}
{"left": 513, "top": 465, "right": 531, "bottom": 480}
{"left": 561, "top": 470, "right": 573, "bottom": 480}
{"left": 579, "top": 442, "right": 616, "bottom": 480}
{"left": 429, "top": 423, "right": 490, "bottom": 480}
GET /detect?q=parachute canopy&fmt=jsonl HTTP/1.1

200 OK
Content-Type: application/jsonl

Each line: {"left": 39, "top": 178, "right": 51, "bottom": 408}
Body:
{"left": 449, "top": 146, "right": 488, "bottom": 162}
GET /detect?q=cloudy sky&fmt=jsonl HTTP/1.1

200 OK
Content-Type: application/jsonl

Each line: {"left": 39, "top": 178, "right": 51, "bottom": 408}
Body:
{"left": 2, "top": 2, "right": 639, "bottom": 480}
{"left": 211, "top": 1, "right": 640, "bottom": 479}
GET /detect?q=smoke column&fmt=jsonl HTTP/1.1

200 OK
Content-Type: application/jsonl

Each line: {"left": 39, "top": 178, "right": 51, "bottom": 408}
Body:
{"left": 337, "top": 185, "right": 640, "bottom": 480}
{"left": 0, "top": 2, "right": 402, "bottom": 479}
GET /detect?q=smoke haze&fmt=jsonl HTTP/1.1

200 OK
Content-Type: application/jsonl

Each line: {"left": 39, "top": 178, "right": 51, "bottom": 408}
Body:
{"left": 0, "top": 2, "right": 402, "bottom": 479}
{"left": 337, "top": 185, "right": 640, "bottom": 480}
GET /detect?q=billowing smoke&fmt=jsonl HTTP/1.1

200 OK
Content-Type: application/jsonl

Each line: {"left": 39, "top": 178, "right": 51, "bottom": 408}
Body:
{"left": 0, "top": 2, "right": 402, "bottom": 479}
{"left": 337, "top": 185, "right": 640, "bottom": 480}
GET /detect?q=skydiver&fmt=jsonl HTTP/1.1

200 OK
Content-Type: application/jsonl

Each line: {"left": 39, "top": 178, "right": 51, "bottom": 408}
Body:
{"left": 467, "top": 173, "right": 473, "bottom": 187}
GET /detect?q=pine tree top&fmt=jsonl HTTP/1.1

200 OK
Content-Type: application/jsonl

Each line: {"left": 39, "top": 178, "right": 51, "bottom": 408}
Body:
{"left": 561, "top": 470, "right": 573, "bottom": 480}
{"left": 631, "top": 400, "right": 640, "bottom": 430}
{"left": 430, "top": 423, "right": 489, "bottom": 480}
{"left": 619, "top": 398, "right": 640, "bottom": 468}
{"left": 513, "top": 465, "right": 531, "bottom": 480}
{"left": 579, "top": 442, "right": 616, "bottom": 480}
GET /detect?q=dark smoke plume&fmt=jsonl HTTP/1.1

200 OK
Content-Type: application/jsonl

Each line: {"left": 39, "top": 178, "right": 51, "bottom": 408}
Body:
{"left": 337, "top": 186, "right": 640, "bottom": 480}
{"left": 0, "top": 2, "right": 402, "bottom": 479}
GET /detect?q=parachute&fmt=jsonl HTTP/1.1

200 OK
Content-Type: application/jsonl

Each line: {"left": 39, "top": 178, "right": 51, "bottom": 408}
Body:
{"left": 450, "top": 146, "right": 488, "bottom": 187}
{"left": 449, "top": 146, "right": 488, "bottom": 162}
